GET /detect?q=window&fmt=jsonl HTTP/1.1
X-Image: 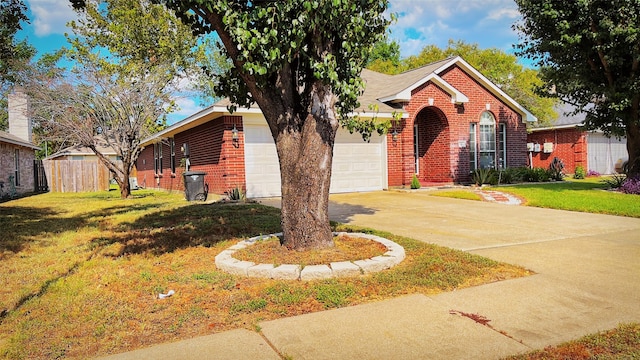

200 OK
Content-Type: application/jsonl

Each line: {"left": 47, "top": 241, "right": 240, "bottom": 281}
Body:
{"left": 478, "top": 111, "right": 496, "bottom": 169}
{"left": 498, "top": 123, "right": 507, "bottom": 169}
{"left": 169, "top": 138, "right": 176, "bottom": 174}
{"left": 469, "top": 123, "right": 477, "bottom": 171}
{"left": 470, "top": 112, "right": 505, "bottom": 171}
{"left": 154, "top": 142, "right": 163, "bottom": 175}
{"left": 14, "top": 149, "right": 20, "bottom": 186}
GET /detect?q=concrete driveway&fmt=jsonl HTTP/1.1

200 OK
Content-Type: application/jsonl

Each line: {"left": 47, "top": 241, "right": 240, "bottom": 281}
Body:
{"left": 258, "top": 190, "right": 640, "bottom": 357}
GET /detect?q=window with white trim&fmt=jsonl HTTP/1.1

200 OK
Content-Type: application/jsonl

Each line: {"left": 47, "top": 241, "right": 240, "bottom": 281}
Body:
{"left": 14, "top": 149, "right": 20, "bottom": 186}
{"left": 469, "top": 123, "right": 477, "bottom": 171}
{"left": 478, "top": 111, "right": 496, "bottom": 169}
{"left": 154, "top": 143, "right": 163, "bottom": 175}
{"left": 169, "top": 138, "right": 176, "bottom": 174}
{"left": 498, "top": 123, "right": 507, "bottom": 169}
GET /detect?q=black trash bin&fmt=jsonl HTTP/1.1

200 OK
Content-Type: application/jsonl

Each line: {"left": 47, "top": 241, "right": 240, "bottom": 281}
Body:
{"left": 183, "top": 171, "right": 207, "bottom": 201}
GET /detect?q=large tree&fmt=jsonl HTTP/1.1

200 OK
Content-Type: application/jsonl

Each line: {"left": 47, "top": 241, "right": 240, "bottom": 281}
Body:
{"left": 369, "top": 39, "right": 558, "bottom": 126}
{"left": 44, "top": 0, "right": 205, "bottom": 198}
{"left": 0, "top": 0, "right": 35, "bottom": 130}
{"left": 101, "top": 0, "right": 391, "bottom": 250}
{"left": 515, "top": 0, "right": 640, "bottom": 176}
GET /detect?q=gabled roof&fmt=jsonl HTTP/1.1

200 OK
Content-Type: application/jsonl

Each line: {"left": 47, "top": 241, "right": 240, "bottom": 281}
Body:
{"left": 45, "top": 137, "right": 117, "bottom": 160}
{"left": 357, "top": 56, "right": 536, "bottom": 122}
{"left": 140, "top": 105, "right": 261, "bottom": 146}
{"left": 0, "top": 130, "right": 40, "bottom": 150}
{"left": 142, "top": 56, "right": 537, "bottom": 145}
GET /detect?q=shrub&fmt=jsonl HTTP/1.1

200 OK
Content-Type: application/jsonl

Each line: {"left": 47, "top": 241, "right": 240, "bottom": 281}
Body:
{"left": 549, "top": 157, "right": 565, "bottom": 181}
{"left": 511, "top": 167, "right": 531, "bottom": 183}
{"left": 602, "top": 174, "right": 627, "bottom": 189}
{"left": 620, "top": 176, "right": 640, "bottom": 195}
{"left": 521, "top": 167, "right": 549, "bottom": 182}
{"left": 471, "top": 168, "right": 494, "bottom": 186}
{"left": 410, "top": 174, "right": 421, "bottom": 189}
{"left": 586, "top": 169, "right": 601, "bottom": 177}
{"left": 574, "top": 166, "right": 586, "bottom": 179}
{"left": 226, "top": 186, "right": 246, "bottom": 201}
{"left": 497, "top": 168, "right": 512, "bottom": 184}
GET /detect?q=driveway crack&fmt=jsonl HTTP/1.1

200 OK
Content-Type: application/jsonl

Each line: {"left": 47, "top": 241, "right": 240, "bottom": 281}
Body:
{"left": 449, "top": 309, "right": 528, "bottom": 347}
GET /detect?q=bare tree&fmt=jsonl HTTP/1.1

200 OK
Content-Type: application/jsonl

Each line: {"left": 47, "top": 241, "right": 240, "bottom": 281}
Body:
{"left": 28, "top": 64, "right": 171, "bottom": 198}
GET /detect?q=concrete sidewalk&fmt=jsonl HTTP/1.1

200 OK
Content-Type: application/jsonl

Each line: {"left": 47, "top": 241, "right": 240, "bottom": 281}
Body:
{"left": 100, "top": 191, "right": 640, "bottom": 360}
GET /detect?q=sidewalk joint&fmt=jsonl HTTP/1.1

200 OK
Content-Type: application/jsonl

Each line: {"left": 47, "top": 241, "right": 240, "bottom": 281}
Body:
{"left": 258, "top": 329, "right": 289, "bottom": 360}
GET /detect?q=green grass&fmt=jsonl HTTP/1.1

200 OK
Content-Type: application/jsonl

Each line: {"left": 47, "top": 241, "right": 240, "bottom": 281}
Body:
{"left": 0, "top": 189, "right": 528, "bottom": 359}
{"left": 504, "top": 323, "right": 640, "bottom": 360}
{"left": 493, "top": 178, "right": 640, "bottom": 218}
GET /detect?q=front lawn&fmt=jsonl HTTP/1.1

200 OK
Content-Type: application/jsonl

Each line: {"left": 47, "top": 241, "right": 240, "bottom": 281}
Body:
{"left": 431, "top": 178, "right": 640, "bottom": 218}
{"left": 0, "top": 190, "right": 528, "bottom": 359}
{"left": 496, "top": 178, "right": 640, "bottom": 217}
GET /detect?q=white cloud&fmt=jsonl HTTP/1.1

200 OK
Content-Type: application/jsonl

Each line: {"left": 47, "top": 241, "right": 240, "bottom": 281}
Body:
{"left": 27, "top": 0, "right": 77, "bottom": 37}
{"left": 387, "top": 0, "right": 521, "bottom": 57}
{"left": 485, "top": 7, "right": 520, "bottom": 21}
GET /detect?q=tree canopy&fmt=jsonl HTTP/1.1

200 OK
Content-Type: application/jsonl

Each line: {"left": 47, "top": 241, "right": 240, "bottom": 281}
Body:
{"left": 515, "top": 0, "right": 640, "bottom": 176}
{"left": 128, "top": 0, "right": 393, "bottom": 250}
{"left": 366, "top": 35, "right": 400, "bottom": 72}
{"left": 367, "top": 39, "right": 558, "bottom": 126}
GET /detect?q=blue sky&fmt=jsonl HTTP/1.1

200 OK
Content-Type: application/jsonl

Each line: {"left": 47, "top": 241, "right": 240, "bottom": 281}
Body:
{"left": 16, "top": 0, "right": 525, "bottom": 121}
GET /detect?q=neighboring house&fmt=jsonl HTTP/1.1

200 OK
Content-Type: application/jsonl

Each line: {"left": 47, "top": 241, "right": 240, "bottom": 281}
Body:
{"left": 136, "top": 56, "right": 536, "bottom": 198}
{"left": 0, "top": 91, "right": 40, "bottom": 197}
{"left": 43, "top": 139, "right": 118, "bottom": 192}
{"left": 45, "top": 140, "right": 118, "bottom": 162}
{"left": 527, "top": 102, "right": 628, "bottom": 174}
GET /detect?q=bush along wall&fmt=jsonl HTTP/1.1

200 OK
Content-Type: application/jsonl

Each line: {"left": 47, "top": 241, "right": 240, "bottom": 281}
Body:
{"left": 471, "top": 164, "right": 567, "bottom": 186}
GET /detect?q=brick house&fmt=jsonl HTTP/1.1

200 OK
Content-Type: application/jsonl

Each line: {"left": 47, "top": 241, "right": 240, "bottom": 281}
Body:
{"left": 527, "top": 103, "right": 628, "bottom": 175}
{"left": 136, "top": 56, "right": 535, "bottom": 198}
{"left": 0, "top": 91, "right": 40, "bottom": 196}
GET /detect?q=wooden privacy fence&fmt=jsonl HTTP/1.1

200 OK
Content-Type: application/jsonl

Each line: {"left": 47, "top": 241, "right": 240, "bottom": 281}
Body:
{"left": 41, "top": 159, "right": 111, "bottom": 192}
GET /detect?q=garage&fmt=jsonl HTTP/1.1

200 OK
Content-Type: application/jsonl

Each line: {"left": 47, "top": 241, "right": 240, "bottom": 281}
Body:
{"left": 587, "top": 132, "right": 628, "bottom": 174}
{"left": 244, "top": 121, "right": 387, "bottom": 198}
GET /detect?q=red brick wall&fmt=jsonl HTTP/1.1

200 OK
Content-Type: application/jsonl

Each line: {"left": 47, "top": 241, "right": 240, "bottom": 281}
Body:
{"left": 135, "top": 116, "right": 245, "bottom": 196}
{"left": 527, "top": 128, "right": 587, "bottom": 174}
{"left": 387, "top": 64, "right": 527, "bottom": 186}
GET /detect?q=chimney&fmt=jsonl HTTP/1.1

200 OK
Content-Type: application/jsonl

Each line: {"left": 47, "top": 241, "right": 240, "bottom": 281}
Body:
{"left": 8, "top": 90, "right": 32, "bottom": 143}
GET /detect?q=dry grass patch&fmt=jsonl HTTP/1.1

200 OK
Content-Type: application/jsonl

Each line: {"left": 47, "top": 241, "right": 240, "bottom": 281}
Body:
{"left": 233, "top": 234, "right": 388, "bottom": 266}
{"left": 0, "top": 190, "right": 531, "bottom": 359}
{"left": 504, "top": 323, "right": 640, "bottom": 360}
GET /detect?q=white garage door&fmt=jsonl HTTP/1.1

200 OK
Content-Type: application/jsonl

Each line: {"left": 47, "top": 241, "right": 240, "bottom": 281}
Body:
{"left": 244, "top": 123, "right": 386, "bottom": 198}
{"left": 587, "top": 132, "right": 627, "bottom": 174}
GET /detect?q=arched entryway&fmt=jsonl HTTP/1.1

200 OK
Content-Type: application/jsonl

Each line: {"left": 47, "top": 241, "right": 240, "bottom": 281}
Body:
{"left": 414, "top": 107, "right": 452, "bottom": 183}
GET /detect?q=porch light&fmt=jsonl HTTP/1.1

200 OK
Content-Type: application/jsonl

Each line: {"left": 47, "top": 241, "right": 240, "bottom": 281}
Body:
{"left": 231, "top": 124, "right": 239, "bottom": 143}
{"left": 391, "top": 129, "right": 399, "bottom": 142}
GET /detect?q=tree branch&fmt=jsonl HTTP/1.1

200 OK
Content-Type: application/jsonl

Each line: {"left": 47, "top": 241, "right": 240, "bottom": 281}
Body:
{"left": 590, "top": 17, "right": 614, "bottom": 87}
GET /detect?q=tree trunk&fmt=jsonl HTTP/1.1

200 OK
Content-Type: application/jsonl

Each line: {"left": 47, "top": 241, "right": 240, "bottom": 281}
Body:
{"left": 274, "top": 88, "right": 338, "bottom": 251}
{"left": 626, "top": 120, "right": 640, "bottom": 177}
{"left": 117, "top": 166, "right": 132, "bottom": 199}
